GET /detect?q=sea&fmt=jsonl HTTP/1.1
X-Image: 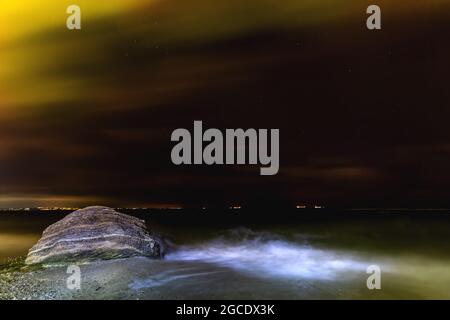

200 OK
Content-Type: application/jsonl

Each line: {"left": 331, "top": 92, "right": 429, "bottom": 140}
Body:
{"left": 1, "top": 208, "right": 450, "bottom": 299}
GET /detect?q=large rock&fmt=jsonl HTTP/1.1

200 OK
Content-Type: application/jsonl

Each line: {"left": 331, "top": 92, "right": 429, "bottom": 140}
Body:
{"left": 25, "top": 206, "right": 167, "bottom": 265}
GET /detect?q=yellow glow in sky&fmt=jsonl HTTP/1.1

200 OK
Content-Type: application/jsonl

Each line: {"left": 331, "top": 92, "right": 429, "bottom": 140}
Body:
{"left": 0, "top": 1, "right": 146, "bottom": 45}
{"left": 0, "top": 0, "right": 448, "bottom": 116}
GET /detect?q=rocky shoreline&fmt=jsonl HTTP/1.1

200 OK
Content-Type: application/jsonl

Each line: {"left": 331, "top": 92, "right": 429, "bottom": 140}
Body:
{"left": 0, "top": 206, "right": 176, "bottom": 300}
{"left": 0, "top": 257, "right": 161, "bottom": 300}
{"left": 0, "top": 256, "right": 244, "bottom": 300}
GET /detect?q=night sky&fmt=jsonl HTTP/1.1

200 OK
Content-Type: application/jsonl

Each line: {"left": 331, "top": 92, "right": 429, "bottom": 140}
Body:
{"left": 0, "top": 1, "right": 449, "bottom": 208}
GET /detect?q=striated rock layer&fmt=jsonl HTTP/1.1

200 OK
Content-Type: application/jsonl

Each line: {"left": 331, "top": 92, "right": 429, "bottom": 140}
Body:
{"left": 25, "top": 206, "right": 167, "bottom": 265}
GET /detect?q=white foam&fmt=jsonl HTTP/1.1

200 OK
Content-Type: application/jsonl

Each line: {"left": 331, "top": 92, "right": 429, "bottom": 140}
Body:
{"left": 166, "top": 238, "right": 369, "bottom": 280}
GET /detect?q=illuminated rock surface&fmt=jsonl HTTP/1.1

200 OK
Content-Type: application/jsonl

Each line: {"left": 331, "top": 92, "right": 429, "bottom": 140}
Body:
{"left": 25, "top": 206, "right": 166, "bottom": 265}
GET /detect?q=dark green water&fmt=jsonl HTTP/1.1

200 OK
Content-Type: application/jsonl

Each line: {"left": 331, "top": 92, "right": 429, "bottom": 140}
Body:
{"left": 2, "top": 210, "right": 450, "bottom": 299}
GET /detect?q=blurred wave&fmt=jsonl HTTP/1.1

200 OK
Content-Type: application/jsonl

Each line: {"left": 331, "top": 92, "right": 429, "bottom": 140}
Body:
{"left": 166, "top": 228, "right": 370, "bottom": 280}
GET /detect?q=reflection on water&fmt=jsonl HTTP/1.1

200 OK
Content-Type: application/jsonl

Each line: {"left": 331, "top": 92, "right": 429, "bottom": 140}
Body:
{"left": 0, "top": 234, "right": 40, "bottom": 264}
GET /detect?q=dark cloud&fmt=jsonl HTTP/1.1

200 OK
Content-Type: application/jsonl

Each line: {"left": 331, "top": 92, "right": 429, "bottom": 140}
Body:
{"left": 1, "top": 2, "right": 450, "bottom": 207}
